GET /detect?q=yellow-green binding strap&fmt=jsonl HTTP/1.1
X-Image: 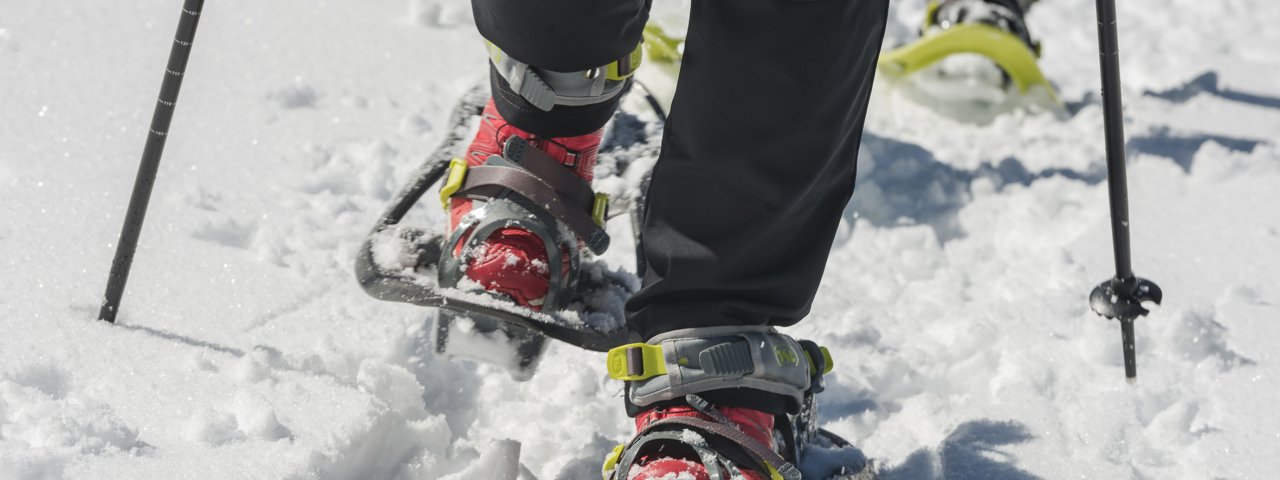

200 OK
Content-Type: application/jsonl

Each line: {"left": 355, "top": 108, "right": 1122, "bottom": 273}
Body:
{"left": 484, "top": 40, "right": 504, "bottom": 67}
{"left": 804, "top": 346, "right": 835, "bottom": 376}
{"left": 878, "top": 23, "right": 1060, "bottom": 104}
{"left": 600, "top": 444, "right": 626, "bottom": 479}
{"left": 439, "top": 157, "right": 468, "bottom": 210}
{"left": 607, "top": 343, "right": 667, "bottom": 381}
{"left": 606, "top": 43, "right": 644, "bottom": 81}
{"left": 592, "top": 193, "right": 610, "bottom": 228}
{"left": 766, "top": 462, "right": 785, "bottom": 480}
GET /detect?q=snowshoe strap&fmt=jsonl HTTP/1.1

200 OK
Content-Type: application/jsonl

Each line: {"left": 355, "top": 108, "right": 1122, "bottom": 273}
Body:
{"left": 607, "top": 326, "right": 833, "bottom": 412}
{"left": 449, "top": 140, "right": 610, "bottom": 254}
{"left": 502, "top": 136, "right": 597, "bottom": 209}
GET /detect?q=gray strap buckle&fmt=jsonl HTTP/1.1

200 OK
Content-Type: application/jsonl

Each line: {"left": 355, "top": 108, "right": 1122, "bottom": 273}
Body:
{"left": 487, "top": 41, "right": 629, "bottom": 111}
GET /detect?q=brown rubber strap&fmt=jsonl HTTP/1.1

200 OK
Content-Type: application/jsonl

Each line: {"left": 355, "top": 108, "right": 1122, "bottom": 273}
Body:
{"left": 455, "top": 165, "right": 610, "bottom": 254}
{"left": 503, "top": 137, "right": 596, "bottom": 208}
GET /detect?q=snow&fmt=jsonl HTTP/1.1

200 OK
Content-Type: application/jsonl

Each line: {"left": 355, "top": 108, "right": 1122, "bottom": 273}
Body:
{"left": 3, "top": 0, "right": 1280, "bottom": 479}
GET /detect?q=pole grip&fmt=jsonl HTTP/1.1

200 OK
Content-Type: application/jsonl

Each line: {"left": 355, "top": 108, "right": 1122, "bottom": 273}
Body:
{"left": 99, "top": 0, "right": 206, "bottom": 323}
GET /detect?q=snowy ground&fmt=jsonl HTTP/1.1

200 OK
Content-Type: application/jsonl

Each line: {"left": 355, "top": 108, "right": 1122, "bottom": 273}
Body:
{"left": 3, "top": 0, "right": 1279, "bottom": 478}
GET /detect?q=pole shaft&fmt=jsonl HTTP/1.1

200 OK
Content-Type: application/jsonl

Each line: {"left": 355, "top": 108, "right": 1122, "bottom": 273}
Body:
{"left": 98, "top": 0, "right": 206, "bottom": 323}
{"left": 1095, "top": 0, "right": 1133, "bottom": 281}
{"left": 1120, "top": 318, "right": 1137, "bottom": 379}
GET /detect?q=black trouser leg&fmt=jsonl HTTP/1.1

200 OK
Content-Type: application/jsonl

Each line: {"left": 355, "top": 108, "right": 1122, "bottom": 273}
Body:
{"left": 472, "top": 0, "right": 651, "bottom": 137}
{"left": 623, "top": 0, "right": 888, "bottom": 414}
{"left": 627, "top": 0, "right": 890, "bottom": 340}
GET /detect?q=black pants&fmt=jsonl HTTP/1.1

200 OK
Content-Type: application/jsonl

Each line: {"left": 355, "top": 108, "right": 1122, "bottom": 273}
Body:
{"left": 475, "top": 0, "right": 889, "bottom": 412}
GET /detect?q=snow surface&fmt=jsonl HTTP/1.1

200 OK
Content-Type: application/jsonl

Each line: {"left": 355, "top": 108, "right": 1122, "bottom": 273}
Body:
{"left": 3, "top": 0, "right": 1280, "bottom": 479}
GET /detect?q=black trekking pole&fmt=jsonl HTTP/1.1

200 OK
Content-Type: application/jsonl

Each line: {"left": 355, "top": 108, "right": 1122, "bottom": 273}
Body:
{"left": 1087, "top": 0, "right": 1162, "bottom": 382}
{"left": 98, "top": 0, "right": 206, "bottom": 323}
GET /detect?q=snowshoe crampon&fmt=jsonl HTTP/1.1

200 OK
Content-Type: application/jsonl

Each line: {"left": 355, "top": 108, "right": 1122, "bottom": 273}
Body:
{"left": 355, "top": 83, "right": 667, "bottom": 379}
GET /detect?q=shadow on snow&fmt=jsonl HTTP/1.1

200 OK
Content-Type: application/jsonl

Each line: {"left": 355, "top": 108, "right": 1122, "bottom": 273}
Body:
{"left": 880, "top": 420, "right": 1041, "bottom": 480}
{"left": 845, "top": 123, "right": 1262, "bottom": 243}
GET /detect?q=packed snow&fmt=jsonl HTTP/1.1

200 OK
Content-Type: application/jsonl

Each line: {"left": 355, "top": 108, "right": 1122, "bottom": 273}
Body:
{"left": 3, "top": 0, "right": 1279, "bottom": 479}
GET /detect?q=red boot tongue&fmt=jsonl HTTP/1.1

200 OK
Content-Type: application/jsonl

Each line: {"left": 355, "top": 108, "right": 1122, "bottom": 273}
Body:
{"left": 464, "top": 228, "right": 551, "bottom": 309}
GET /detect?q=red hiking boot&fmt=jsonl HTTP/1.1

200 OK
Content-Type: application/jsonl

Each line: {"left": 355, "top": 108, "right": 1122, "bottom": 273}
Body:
{"left": 447, "top": 99, "right": 603, "bottom": 310}
{"left": 622, "top": 404, "right": 777, "bottom": 480}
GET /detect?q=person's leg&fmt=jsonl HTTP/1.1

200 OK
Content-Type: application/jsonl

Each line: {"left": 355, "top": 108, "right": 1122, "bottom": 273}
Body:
{"left": 610, "top": 5, "right": 892, "bottom": 475}
{"left": 628, "top": 0, "right": 891, "bottom": 340}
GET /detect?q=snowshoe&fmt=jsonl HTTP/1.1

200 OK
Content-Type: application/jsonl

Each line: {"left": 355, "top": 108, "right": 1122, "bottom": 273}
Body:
{"left": 878, "top": 0, "right": 1061, "bottom": 109}
{"left": 355, "top": 81, "right": 668, "bottom": 379}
